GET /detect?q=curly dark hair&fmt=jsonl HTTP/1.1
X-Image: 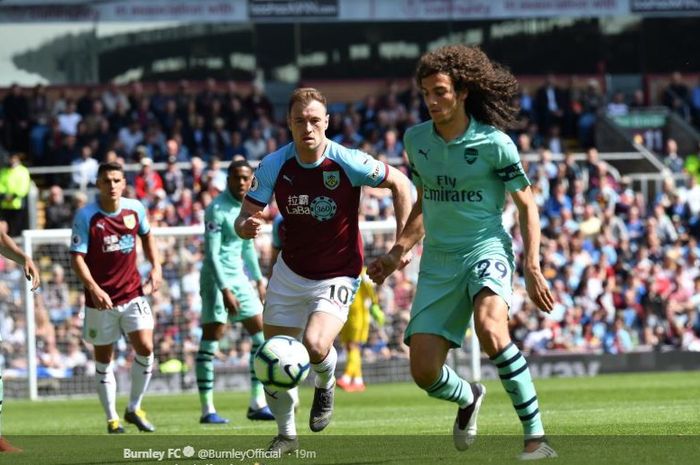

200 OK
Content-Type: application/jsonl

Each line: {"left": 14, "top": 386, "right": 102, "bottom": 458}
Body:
{"left": 415, "top": 45, "right": 519, "bottom": 130}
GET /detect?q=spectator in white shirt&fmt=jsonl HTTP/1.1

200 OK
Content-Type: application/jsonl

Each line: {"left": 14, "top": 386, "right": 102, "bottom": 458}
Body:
{"left": 70, "top": 145, "right": 99, "bottom": 188}
{"left": 685, "top": 175, "right": 700, "bottom": 216}
{"left": 606, "top": 92, "right": 629, "bottom": 117}
{"left": 57, "top": 101, "right": 82, "bottom": 136}
{"left": 101, "top": 82, "right": 130, "bottom": 113}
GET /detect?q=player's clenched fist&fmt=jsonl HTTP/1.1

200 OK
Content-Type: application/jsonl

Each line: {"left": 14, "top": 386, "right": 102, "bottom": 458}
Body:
{"left": 237, "top": 211, "right": 265, "bottom": 239}
{"left": 368, "top": 248, "right": 412, "bottom": 285}
{"left": 367, "top": 252, "right": 399, "bottom": 285}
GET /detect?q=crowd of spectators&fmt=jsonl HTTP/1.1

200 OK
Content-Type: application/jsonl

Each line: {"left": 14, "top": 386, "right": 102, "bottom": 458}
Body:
{"left": 1, "top": 73, "right": 700, "bottom": 386}
{"left": 510, "top": 146, "right": 700, "bottom": 354}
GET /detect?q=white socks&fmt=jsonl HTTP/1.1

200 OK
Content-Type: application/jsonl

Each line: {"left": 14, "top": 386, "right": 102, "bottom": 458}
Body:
{"left": 128, "top": 353, "right": 154, "bottom": 412}
{"left": 312, "top": 346, "right": 337, "bottom": 389}
{"left": 95, "top": 361, "right": 118, "bottom": 421}
{"left": 265, "top": 387, "right": 297, "bottom": 437}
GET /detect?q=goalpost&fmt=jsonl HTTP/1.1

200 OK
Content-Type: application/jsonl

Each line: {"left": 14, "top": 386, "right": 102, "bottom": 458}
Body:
{"left": 15, "top": 220, "right": 480, "bottom": 400}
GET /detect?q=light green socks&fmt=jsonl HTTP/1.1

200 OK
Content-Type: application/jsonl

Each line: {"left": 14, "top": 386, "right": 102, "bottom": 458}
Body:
{"left": 490, "top": 342, "right": 544, "bottom": 438}
{"left": 425, "top": 365, "right": 474, "bottom": 407}
{"left": 196, "top": 339, "right": 218, "bottom": 415}
{"left": 249, "top": 331, "right": 266, "bottom": 410}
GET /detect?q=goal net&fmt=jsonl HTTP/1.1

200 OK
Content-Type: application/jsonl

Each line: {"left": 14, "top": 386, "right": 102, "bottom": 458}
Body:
{"left": 6, "top": 219, "right": 485, "bottom": 400}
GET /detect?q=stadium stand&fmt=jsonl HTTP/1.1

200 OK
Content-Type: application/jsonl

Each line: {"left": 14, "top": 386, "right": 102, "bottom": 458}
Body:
{"left": 1, "top": 75, "right": 700, "bottom": 396}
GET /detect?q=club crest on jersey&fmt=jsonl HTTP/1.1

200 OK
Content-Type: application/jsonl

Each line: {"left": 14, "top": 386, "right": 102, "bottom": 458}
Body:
{"left": 323, "top": 171, "right": 340, "bottom": 191}
{"left": 250, "top": 175, "right": 259, "bottom": 192}
{"left": 464, "top": 148, "right": 479, "bottom": 165}
{"left": 310, "top": 196, "right": 338, "bottom": 222}
{"left": 123, "top": 214, "right": 136, "bottom": 229}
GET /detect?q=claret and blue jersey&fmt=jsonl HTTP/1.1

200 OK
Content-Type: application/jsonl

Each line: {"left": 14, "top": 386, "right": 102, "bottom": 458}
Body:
{"left": 247, "top": 140, "right": 388, "bottom": 280}
{"left": 70, "top": 197, "right": 150, "bottom": 308}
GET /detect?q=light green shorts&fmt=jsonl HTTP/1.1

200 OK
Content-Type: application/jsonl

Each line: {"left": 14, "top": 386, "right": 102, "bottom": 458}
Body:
{"left": 404, "top": 244, "right": 514, "bottom": 348}
{"left": 199, "top": 273, "right": 263, "bottom": 325}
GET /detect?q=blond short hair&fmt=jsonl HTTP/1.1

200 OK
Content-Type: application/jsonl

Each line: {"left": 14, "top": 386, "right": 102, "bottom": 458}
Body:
{"left": 287, "top": 87, "right": 326, "bottom": 115}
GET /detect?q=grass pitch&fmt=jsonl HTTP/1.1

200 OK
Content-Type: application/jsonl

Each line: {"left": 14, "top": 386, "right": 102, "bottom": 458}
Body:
{"left": 2, "top": 371, "right": 699, "bottom": 464}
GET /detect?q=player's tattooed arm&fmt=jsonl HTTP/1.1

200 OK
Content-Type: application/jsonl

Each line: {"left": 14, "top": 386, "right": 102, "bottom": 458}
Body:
{"left": 235, "top": 199, "right": 265, "bottom": 239}
{"left": 511, "top": 186, "right": 554, "bottom": 313}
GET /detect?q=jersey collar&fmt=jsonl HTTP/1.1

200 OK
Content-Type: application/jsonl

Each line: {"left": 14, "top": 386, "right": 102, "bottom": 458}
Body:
{"left": 293, "top": 140, "right": 331, "bottom": 169}
{"left": 223, "top": 189, "right": 241, "bottom": 205}
{"left": 430, "top": 114, "right": 476, "bottom": 145}
{"left": 96, "top": 198, "right": 122, "bottom": 217}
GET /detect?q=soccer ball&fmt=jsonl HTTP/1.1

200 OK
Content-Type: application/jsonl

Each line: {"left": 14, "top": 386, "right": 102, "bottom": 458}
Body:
{"left": 254, "top": 335, "right": 311, "bottom": 390}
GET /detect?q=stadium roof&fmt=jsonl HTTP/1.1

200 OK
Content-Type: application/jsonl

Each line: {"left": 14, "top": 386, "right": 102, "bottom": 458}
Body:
{"left": 0, "top": 1, "right": 699, "bottom": 24}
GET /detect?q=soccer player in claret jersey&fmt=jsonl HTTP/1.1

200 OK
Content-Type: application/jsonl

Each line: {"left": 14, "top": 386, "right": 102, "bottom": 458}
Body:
{"left": 368, "top": 45, "right": 558, "bottom": 460}
{"left": 235, "top": 88, "right": 412, "bottom": 454}
{"left": 0, "top": 228, "right": 40, "bottom": 452}
{"left": 197, "top": 159, "right": 273, "bottom": 424}
{"left": 71, "top": 162, "right": 161, "bottom": 434}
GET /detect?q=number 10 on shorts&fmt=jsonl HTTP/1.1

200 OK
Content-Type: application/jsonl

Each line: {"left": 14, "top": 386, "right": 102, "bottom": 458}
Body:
{"left": 329, "top": 284, "right": 352, "bottom": 306}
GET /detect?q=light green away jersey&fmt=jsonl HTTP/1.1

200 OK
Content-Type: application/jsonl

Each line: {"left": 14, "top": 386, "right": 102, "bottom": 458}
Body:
{"left": 404, "top": 117, "right": 530, "bottom": 253}
{"left": 202, "top": 190, "right": 263, "bottom": 291}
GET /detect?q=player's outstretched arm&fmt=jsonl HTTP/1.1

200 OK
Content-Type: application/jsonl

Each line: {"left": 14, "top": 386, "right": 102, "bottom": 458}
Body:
{"left": 511, "top": 186, "right": 554, "bottom": 313}
{"left": 0, "top": 230, "right": 40, "bottom": 291}
{"left": 141, "top": 232, "right": 162, "bottom": 294}
{"left": 367, "top": 189, "right": 425, "bottom": 285}
{"left": 71, "top": 253, "right": 113, "bottom": 309}
{"left": 234, "top": 199, "right": 265, "bottom": 239}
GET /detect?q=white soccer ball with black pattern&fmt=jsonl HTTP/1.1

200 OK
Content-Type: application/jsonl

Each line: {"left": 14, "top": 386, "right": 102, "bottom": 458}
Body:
{"left": 253, "top": 335, "right": 311, "bottom": 390}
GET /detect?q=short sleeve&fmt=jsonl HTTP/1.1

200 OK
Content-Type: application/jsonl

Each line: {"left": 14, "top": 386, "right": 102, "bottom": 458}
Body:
{"left": 338, "top": 149, "right": 387, "bottom": 188}
{"left": 134, "top": 200, "right": 151, "bottom": 235}
{"left": 70, "top": 209, "right": 89, "bottom": 254}
{"left": 492, "top": 133, "right": 530, "bottom": 193}
{"left": 246, "top": 158, "right": 277, "bottom": 206}
{"left": 404, "top": 130, "right": 423, "bottom": 189}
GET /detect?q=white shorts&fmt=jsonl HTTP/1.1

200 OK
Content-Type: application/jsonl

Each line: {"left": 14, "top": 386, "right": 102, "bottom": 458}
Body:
{"left": 264, "top": 256, "right": 360, "bottom": 329}
{"left": 83, "top": 295, "right": 154, "bottom": 345}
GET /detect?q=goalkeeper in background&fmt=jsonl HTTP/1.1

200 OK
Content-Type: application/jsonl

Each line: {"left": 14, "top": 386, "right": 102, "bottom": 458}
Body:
{"left": 337, "top": 267, "right": 384, "bottom": 392}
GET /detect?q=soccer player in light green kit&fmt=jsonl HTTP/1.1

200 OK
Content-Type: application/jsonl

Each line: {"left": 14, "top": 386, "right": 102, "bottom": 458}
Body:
{"left": 197, "top": 159, "right": 273, "bottom": 423}
{"left": 369, "top": 45, "right": 558, "bottom": 460}
{"left": 0, "top": 227, "right": 40, "bottom": 452}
